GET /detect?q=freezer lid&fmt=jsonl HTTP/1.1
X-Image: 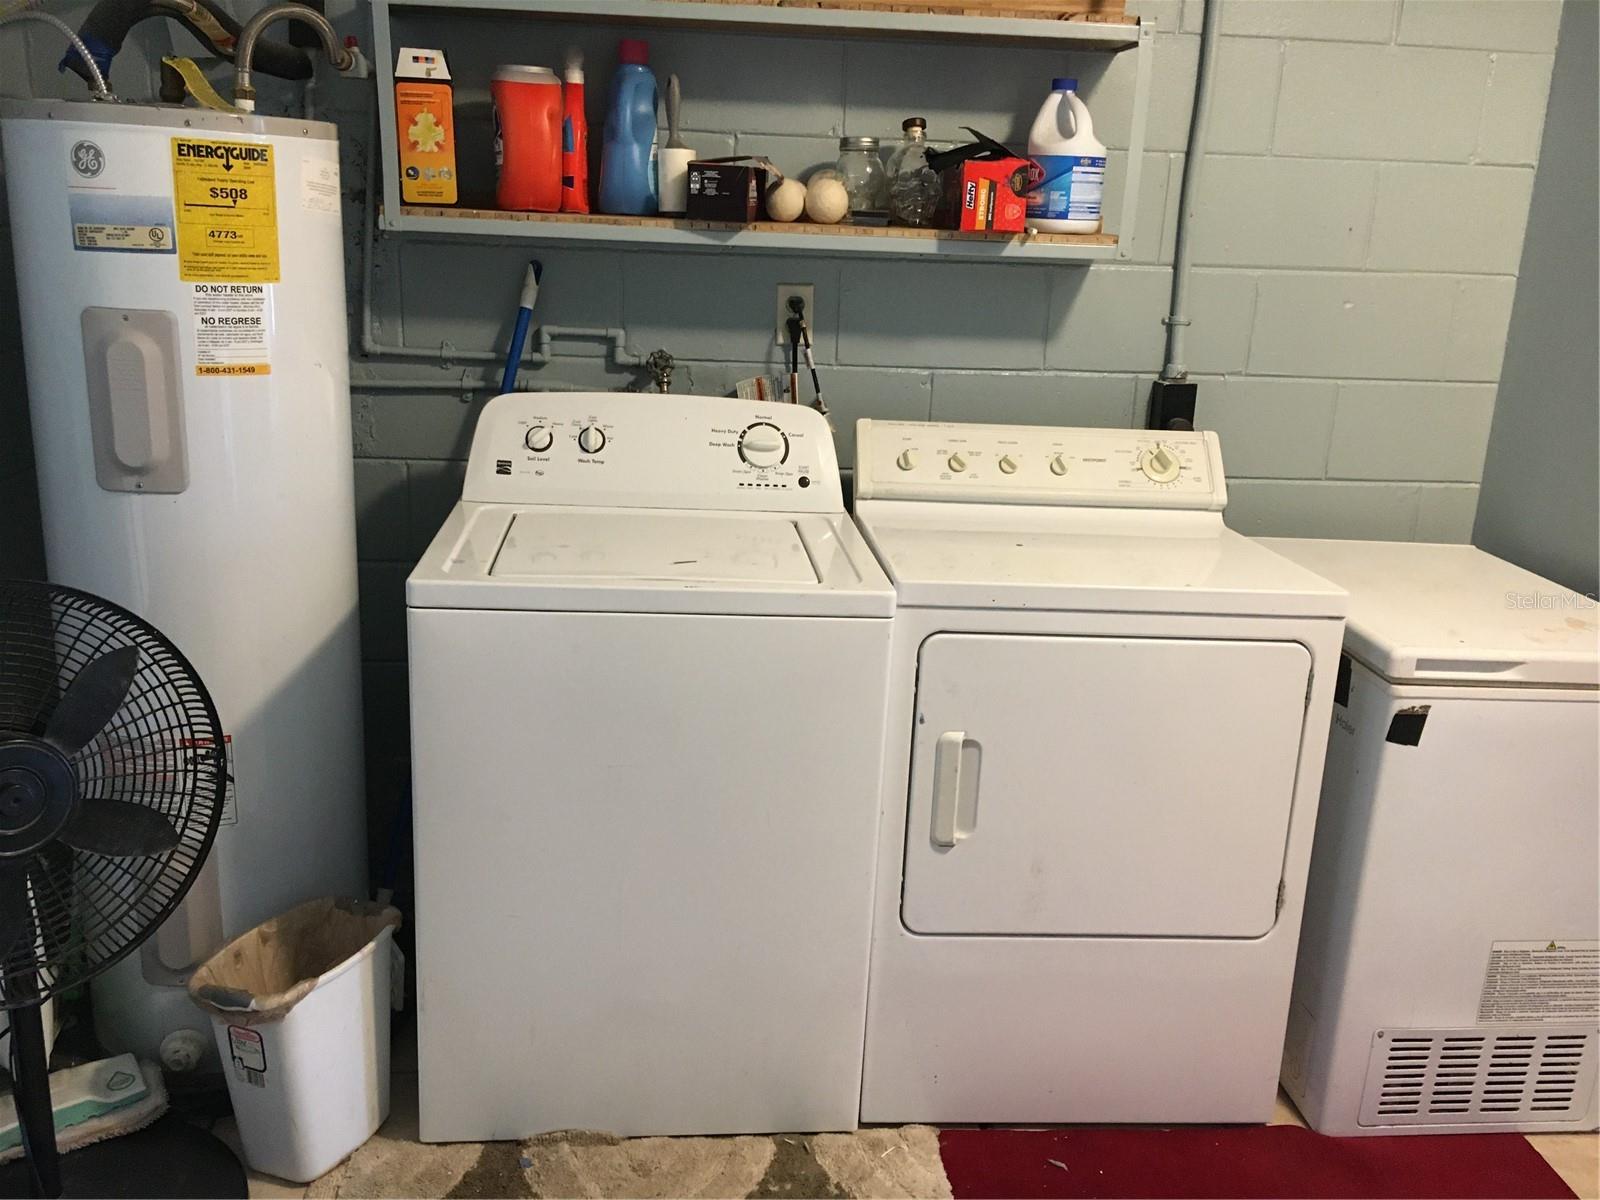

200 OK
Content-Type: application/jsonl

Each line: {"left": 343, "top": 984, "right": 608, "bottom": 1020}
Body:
{"left": 1258, "top": 539, "right": 1599, "bottom": 687}
{"left": 490, "top": 512, "right": 820, "bottom": 584}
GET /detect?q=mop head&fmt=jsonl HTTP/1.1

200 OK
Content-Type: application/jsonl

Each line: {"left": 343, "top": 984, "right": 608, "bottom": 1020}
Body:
{"left": 0, "top": 1055, "right": 168, "bottom": 1163}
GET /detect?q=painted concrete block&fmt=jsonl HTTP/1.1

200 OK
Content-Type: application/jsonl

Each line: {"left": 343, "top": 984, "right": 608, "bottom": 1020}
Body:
{"left": 1048, "top": 267, "right": 1255, "bottom": 374}
{"left": 1095, "top": 35, "right": 1281, "bottom": 156}
{"left": 930, "top": 372, "right": 1136, "bottom": 427}
{"left": 821, "top": 369, "right": 933, "bottom": 465}
{"left": 1445, "top": 275, "right": 1517, "bottom": 381}
{"left": 1329, "top": 382, "right": 1496, "bottom": 482}
{"left": 1248, "top": 273, "right": 1459, "bottom": 380}
{"left": 1103, "top": 151, "right": 1175, "bottom": 264}
{"left": 1188, "top": 157, "right": 1377, "bottom": 269}
{"left": 395, "top": 244, "right": 622, "bottom": 362}
{"left": 1191, "top": 376, "right": 1338, "bottom": 478}
{"left": 744, "top": 134, "right": 847, "bottom": 182}
{"left": 1368, "top": 163, "right": 1534, "bottom": 274}
{"left": 352, "top": 392, "right": 486, "bottom": 461}
{"left": 1186, "top": 0, "right": 1398, "bottom": 41}
{"left": 1414, "top": 484, "right": 1481, "bottom": 541}
{"left": 406, "top": 460, "right": 468, "bottom": 558}
{"left": 1477, "top": 52, "right": 1556, "bottom": 165}
{"left": 1397, "top": 0, "right": 1562, "bottom": 53}
{"left": 1274, "top": 43, "right": 1489, "bottom": 161}
{"left": 353, "top": 458, "right": 409, "bottom": 561}
{"left": 1225, "top": 480, "right": 1421, "bottom": 540}
{"left": 358, "top": 562, "right": 410, "bottom": 662}
{"left": 839, "top": 261, "right": 1049, "bottom": 370}
{"left": 624, "top": 253, "right": 843, "bottom": 366}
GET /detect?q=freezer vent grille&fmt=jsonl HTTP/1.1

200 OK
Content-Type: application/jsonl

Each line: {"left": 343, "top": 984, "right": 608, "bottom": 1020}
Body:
{"left": 1359, "top": 1026, "right": 1598, "bottom": 1127}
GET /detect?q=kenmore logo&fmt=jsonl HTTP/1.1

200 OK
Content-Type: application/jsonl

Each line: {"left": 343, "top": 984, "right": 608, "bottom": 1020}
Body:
{"left": 176, "top": 142, "right": 270, "bottom": 166}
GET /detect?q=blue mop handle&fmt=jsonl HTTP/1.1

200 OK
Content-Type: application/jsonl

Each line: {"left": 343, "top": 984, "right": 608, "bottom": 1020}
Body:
{"left": 500, "top": 260, "right": 543, "bottom": 393}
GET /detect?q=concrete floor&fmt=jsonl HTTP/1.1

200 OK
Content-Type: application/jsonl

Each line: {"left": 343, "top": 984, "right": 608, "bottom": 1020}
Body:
{"left": 228, "top": 1034, "right": 1599, "bottom": 1200}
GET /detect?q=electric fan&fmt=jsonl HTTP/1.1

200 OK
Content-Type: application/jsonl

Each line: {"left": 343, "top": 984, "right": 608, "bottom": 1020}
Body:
{"left": 0, "top": 580, "right": 230, "bottom": 1198}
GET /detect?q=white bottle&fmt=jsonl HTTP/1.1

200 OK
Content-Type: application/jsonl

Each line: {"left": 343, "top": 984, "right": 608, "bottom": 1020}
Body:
{"left": 1026, "top": 77, "right": 1107, "bottom": 234}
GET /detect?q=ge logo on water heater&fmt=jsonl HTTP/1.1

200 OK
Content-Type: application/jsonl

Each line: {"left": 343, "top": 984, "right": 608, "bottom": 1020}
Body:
{"left": 70, "top": 140, "right": 105, "bottom": 178}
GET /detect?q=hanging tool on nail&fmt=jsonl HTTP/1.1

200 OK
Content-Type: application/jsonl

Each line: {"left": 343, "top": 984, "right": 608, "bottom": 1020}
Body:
{"left": 785, "top": 294, "right": 827, "bottom": 418}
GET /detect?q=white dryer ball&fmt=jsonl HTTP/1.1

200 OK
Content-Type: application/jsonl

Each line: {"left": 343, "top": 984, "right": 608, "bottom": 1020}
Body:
{"left": 804, "top": 177, "right": 850, "bottom": 225}
{"left": 765, "top": 179, "right": 806, "bottom": 223}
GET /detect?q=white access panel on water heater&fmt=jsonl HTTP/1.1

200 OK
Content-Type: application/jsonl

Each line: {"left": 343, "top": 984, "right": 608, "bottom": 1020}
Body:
{"left": 0, "top": 100, "right": 367, "bottom": 1072}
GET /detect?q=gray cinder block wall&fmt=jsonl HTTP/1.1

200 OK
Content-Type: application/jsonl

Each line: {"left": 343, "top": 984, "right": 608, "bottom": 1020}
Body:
{"left": 0, "top": 0, "right": 1570, "bottom": 810}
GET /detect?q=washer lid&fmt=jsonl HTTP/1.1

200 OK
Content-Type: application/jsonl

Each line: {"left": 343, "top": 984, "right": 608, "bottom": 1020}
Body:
{"left": 1258, "top": 539, "right": 1600, "bottom": 687}
{"left": 854, "top": 503, "right": 1346, "bottom": 619}
{"left": 491, "top": 512, "right": 820, "bottom": 584}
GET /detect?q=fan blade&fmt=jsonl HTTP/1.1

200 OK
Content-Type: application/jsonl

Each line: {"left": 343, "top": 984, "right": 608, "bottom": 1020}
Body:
{"left": 41, "top": 644, "right": 140, "bottom": 757}
{"left": 59, "top": 798, "right": 180, "bottom": 858}
{"left": 0, "top": 863, "right": 34, "bottom": 961}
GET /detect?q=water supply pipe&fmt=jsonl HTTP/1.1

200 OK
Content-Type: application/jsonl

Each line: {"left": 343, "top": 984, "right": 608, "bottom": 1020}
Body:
{"left": 1160, "top": 0, "right": 1221, "bottom": 381}
{"left": 233, "top": 1, "right": 349, "bottom": 111}
{"left": 0, "top": 4, "right": 111, "bottom": 99}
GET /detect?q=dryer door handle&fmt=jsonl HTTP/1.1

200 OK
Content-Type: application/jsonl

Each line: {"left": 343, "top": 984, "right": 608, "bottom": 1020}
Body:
{"left": 931, "top": 731, "right": 981, "bottom": 848}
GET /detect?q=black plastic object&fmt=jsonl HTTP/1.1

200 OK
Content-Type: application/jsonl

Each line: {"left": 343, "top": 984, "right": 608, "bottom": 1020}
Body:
{"left": 926, "top": 126, "right": 1026, "bottom": 176}
{"left": 0, "top": 581, "right": 228, "bottom": 1198}
{"left": 0, "top": 1115, "right": 246, "bottom": 1199}
{"left": 1147, "top": 377, "right": 1198, "bottom": 431}
{"left": 61, "top": 0, "right": 313, "bottom": 90}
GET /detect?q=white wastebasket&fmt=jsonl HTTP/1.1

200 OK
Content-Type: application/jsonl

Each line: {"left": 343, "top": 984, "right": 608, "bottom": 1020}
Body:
{"left": 188, "top": 898, "right": 402, "bottom": 1182}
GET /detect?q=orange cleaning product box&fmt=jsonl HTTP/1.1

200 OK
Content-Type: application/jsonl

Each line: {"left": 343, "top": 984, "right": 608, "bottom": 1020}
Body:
{"left": 395, "top": 47, "right": 457, "bottom": 205}
{"left": 943, "top": 157, "right": 1031, "bottom": 232}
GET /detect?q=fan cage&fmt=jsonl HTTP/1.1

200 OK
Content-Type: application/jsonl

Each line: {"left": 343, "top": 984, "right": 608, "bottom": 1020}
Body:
{"left": 0, "top": 580, "right": 225, "bottom": 1007}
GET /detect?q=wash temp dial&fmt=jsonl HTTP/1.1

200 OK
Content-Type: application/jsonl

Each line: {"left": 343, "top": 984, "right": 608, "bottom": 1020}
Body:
{"left": 1139, "top": 444, "right": 1182, "bottom": 483}
{"left": 739, "top": 422, "right": 789, "bottom": 468}
{"left": 577, "top": 426, "right": 606, "bottom": 454}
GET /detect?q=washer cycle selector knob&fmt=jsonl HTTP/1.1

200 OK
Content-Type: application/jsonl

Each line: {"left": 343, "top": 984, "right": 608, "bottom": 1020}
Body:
{"left": 524, "top": 425, "right": 554, "bottom": 453}
{"left": 739, "top": 422, "right": 788, "bottom": 468}
{"left": 896, "top": 449, "right": 917, "bottom": 472}
{"left": 947, "top": 453, "right": 967, "bottom": 473}
{"left": 577, "top": 426, "right": 606, "bottom": 454}
{"left": 997, "top": 455, "right": 1018, "bottom": 475}
{"left": 1049, "top": 454, "right": 1069, "bottom": 476}
{"left": 1140, "top": 444, "right": 1181, "bottom": 483}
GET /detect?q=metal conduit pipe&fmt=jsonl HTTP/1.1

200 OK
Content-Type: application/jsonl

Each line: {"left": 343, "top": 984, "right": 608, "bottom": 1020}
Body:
{"left": 233, "top": 1, "right": 350, "bottom": 111}
{"left": 357, "top": 121, "right": 645, "bottom": 373}
{"left": 1161, "top": 0, "right": 1222, "bottom": 381}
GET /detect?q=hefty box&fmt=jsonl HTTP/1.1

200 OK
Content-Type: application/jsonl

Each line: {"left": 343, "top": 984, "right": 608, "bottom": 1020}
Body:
{"left": 395, "top": 47, "right": 457, "bottom": 205}
{"left": 944, "top": 157, "right": 1031, "bottom": 232}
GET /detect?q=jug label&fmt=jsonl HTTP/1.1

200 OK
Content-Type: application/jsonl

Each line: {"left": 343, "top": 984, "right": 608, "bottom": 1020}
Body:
{"left": 1026, "top": 154, "right": 1105, "bottom": 223}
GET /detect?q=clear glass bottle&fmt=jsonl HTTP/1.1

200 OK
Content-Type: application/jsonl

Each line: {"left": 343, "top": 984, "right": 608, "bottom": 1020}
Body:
{"left": 885, "top": 117, "right": 941, "bottom": 228}
{"left": 836, "top": 136, "right": 887, "bottom": 217}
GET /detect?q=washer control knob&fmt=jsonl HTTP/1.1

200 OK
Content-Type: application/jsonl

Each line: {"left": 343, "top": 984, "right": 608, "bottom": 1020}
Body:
{"left": 1049, "top": 454, "right": 1069, "bottom": 477}
{"left": 577, "top": 425, "right": 606, "bottom": 454}
{"left": 895, "top": 449, "right": 917, "bottom": 472}
{"left": 947, "top": 453, "right": 968, "bottom": 473}
{"left": 997, "top": 455, "right": 1018, "bottom": 475}
{"left": 739, "top": 423, "right": 787, "bottom": 468}
{"left": 524, "top": 425, "right": 554, "bottom": 453}
{"left": 1139, "top": 444, "right": 1181, "bottom": 483}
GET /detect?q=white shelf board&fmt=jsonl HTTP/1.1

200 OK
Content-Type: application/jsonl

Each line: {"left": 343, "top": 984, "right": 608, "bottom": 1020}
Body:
{"left": 380, "top": 0, "right": 1141, "bottom": 50}
{"left": 387, "top": 207, "right": 1122, "bottom": 261}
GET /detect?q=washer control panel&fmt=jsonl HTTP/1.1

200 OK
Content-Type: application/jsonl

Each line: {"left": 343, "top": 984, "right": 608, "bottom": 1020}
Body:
{"left": 855, "top": 420, "right": 1226, "bottom": 510}
{"left": 462, "top": 392, "right": 842, "bottom": 512}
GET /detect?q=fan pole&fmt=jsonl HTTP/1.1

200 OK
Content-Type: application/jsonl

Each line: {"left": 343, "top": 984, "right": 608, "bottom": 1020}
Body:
{"left": 9, "top": 1002, "right": 60, "bottom": 1198}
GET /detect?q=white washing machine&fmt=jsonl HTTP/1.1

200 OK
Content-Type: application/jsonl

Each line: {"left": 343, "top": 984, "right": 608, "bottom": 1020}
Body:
{"left": 407, "top": 392, "right": 893, "bottom": 1141}
{"left": 853, "top": 420, "right": 1347, "bottom": 1124}
{"left": 1260, "top": 539, "right": 1599, "bottom": 1136}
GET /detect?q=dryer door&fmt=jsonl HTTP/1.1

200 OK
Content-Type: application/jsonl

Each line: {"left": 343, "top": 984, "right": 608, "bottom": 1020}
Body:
{"left": 901, "top": 633, "right": 1310, "bottom": 939}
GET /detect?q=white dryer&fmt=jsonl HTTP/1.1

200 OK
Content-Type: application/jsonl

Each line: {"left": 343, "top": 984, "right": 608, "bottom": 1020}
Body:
{"left": 852, "top": 420, "right": 1347, "bottom": 1124}
{"left": 407, "top": 392, "right": 893, "bottom": 1141}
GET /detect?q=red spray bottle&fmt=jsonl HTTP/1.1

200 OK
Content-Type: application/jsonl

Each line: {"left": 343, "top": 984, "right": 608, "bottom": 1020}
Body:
{"left": 561, "top": 49, "right": 590, "bottom": 213}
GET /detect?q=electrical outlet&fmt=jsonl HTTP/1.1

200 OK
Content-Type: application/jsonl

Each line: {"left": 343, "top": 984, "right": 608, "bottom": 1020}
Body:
{"left": 775, "top": 284, "right": 814, "bottom": 344}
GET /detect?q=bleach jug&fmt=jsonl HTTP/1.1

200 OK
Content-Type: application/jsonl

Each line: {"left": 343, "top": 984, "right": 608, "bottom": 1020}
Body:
{"left": 598, "top": 38, "right": 658, "bottom": 215}
{"left": 1026, "top": 78, "right": 1106, "bottom": 234}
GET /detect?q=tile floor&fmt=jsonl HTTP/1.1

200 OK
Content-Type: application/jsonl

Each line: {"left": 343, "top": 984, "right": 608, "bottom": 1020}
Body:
{"left": 231, "top": 1046, "right": 1598, "bottom": 1200}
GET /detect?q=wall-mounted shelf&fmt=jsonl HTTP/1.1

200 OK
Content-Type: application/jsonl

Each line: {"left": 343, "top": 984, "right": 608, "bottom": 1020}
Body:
{"left": 390, "top": 206, "right": 1122, "bottom": 261}
{"left": 369, "top": 0, "right": 1155, "bottom": 264}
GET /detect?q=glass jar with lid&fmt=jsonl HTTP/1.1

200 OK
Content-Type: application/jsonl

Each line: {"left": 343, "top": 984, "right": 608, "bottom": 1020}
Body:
{"left": 835, "top": 136, "right": 888, "bottom": 217}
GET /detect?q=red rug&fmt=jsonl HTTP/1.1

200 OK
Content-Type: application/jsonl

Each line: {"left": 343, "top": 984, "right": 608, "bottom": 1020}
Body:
{"left": 938, "top": 1126, "right": 1578, "bottom": 1199}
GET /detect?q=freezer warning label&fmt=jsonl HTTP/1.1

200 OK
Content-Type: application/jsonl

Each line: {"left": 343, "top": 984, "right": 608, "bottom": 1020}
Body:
{"left": 171, "top": 138, "right": 279, "bottom": 283}
{"left": 191, "top": 284, "right": 271, "bottom": 376}
{"left": 1478, "top": 940, "right": 1599, "bottom": 1024}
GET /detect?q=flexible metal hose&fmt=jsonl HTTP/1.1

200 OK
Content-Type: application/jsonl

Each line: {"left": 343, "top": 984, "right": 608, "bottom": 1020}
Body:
{"left": 0, "top": 6, "right": 112, "bottom": 99}
{"left": 233, "top": 2, "right": 350, "bottom": 111}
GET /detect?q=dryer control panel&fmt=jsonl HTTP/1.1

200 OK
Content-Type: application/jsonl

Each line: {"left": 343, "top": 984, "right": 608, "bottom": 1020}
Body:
{"left": 854, "top": 421, "right": 1227, "bottom": 510}
{"left": 461, "top": 392, "right": 843, "bottom": 512}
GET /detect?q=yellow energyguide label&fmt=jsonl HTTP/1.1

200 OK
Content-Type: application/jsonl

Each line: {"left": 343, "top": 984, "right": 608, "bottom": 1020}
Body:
{"left": 171, "top": 137, "right": 280, "bottom": 283}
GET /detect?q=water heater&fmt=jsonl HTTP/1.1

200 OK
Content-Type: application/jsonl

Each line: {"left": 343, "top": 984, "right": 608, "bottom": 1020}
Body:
{"left": 0, "top": 99, "right": 367, "bottom": 1071}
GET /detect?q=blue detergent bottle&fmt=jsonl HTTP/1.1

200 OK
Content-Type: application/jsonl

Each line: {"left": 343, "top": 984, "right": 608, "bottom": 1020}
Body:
{"left": 598, "top": 38, "right": 659, "bottom": 215}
